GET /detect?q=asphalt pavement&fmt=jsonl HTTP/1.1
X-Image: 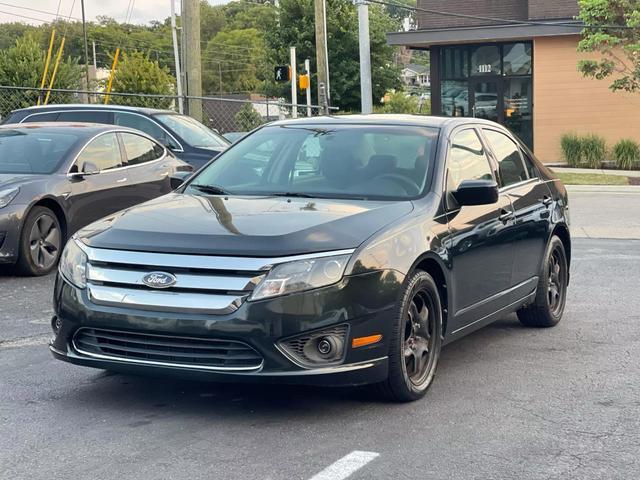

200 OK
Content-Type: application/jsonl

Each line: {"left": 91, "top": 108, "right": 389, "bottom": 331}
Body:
{"left": 1, "top": 188, "right": 639, "bottom": 480}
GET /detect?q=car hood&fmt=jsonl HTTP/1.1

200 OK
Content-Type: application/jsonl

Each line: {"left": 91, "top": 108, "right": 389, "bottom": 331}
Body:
{"left": 0, "top": 173, "right": 50, "bottom": 189}
{"left": 78, "top": 193, "right": 414, "bottom": 257}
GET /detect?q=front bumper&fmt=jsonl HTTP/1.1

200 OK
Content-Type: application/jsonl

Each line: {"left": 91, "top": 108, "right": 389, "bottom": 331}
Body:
{"left": 50, "top": 269, "right": 404, "bottom": 387}
{"left": 0, "top": 203, "right": 27, "bottom": 265}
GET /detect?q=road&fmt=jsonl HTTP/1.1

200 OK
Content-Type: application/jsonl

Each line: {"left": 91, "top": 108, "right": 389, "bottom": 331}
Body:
{"left": 1, "top": 188, "right": 639, "bottom": 480}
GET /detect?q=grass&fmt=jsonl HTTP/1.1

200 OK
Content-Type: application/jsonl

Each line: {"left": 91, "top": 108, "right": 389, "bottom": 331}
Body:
{"left": 554, "top": 171, "right": 630, "bottom": 185}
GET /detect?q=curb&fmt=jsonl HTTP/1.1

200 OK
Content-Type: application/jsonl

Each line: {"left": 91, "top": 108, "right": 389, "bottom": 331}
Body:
{"left": 565, "top": 185, "right": 640, "bottom": 193}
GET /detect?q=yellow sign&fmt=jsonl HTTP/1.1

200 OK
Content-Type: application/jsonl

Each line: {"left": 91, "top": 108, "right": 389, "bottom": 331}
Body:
{"left": 299, "top": 74, "right": 310, "bottom": 90}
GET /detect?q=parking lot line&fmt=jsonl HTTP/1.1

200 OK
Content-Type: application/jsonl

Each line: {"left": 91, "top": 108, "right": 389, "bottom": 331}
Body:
{"left": 0, "top": 334, "right": 50, "bottom": 349}
{"left": 308, "top": 451, "right": 380, "bottom": 480}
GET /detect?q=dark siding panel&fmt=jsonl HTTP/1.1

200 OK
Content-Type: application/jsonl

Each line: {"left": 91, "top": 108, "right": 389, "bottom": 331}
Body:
{"left": 528, "top": 0, "right": 579, "bottom": 20}
{"left": 416, "top": 0, "right": 528, "bottom": 29}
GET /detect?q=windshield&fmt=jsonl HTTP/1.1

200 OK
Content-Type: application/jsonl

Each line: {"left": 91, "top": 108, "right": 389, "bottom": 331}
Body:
{"left": 187, "top": 124, "right": 439, "bottom": 200}
{"left": 0, "top": 129, "right": 82, "bottom": 174}
{"left": 154, "top": 113, "right": 230, "bottom": 149}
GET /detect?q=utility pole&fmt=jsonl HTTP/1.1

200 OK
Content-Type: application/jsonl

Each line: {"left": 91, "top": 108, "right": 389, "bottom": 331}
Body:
{"left": 355, "top": 0, "right": 372, "bottom": 114}
{"left": 92, "top": 41, "right": 97, "bottom": 71}
{"left": 170, "top": 0, "right": 184, "bottom": 114}
{"left": 305, "top": 58, "right": 311, "bottom": 117}
{"left": 314, "top": 0, "right": 330, "bottom": 108}
{"left": 80, "top": 0, "right": 90, "bottom": 98}
{"left": 182, "top": 0, "right": 202, "bottom": 121}
{"left": 290, "top": 47, "right": 297, "bottom": 118}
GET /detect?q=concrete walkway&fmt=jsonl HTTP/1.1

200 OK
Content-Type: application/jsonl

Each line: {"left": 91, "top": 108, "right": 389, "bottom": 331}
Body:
{"left": 551, "top": 166, "right": 640, "bottom": 177}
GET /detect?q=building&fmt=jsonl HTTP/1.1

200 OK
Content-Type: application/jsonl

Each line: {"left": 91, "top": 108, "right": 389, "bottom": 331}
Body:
{"left": 401, "top": 63, "right": 430, "bottom": 89}
{"left": 387, "top": 0, "right": 640, "bottom": 163}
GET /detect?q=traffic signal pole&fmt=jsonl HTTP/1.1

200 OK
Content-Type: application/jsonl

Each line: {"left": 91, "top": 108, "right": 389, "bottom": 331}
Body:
{"left": 290, "top": 46, "right": 297, "bottom": 118}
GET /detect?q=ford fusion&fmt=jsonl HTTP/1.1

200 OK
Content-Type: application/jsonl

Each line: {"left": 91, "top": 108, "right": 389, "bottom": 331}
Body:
{"left": 51, "top": 115, "right": 570, "bottom": 402}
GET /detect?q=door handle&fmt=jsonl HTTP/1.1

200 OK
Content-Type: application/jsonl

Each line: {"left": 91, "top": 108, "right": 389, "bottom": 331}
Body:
{"left": 499, "top": 209, "right": 514, "bottom": 223}
{"left": 116, "top": 177, "right": 127, "bottom": 184}
{"left": 541, "top": 195, "right": 553, "bottom": 206}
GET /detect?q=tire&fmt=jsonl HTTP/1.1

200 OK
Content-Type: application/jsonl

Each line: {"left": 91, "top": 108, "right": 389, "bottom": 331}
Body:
{"left": 15, "top": 206, "right": 63, "bottom": 276}
{"left": 373, "top": 270, "right": 443, "bottom": 402}
{"left": 517, "top": 236, "right": 568, "bottom": 328}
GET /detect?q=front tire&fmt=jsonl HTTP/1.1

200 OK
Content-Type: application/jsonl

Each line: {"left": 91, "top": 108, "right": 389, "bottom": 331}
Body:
{"left": 374, "top": 270, "right": 443, "bottom": 402}
{"left": 517, "top": 236, "right": 568, "bottom": 328}
{"left": 16, "top": 206, "right": 62, "bottom": 276}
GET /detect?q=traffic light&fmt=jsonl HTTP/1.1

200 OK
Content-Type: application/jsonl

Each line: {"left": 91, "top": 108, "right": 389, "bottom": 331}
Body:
{"left": 274, "top": 65, "right": 290, "bottom": 83}
{"left": 299, "top": 74, "right": 310, "bottom": 90}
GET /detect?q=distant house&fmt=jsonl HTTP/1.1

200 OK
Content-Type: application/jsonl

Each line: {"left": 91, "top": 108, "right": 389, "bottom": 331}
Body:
{"left": 401, "top": 63, "right": 430, "bottom": 88}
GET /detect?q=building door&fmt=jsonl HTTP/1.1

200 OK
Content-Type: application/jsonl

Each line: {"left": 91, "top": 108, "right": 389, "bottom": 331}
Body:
{"left": 469, "top": 77, "right": 503, "bottom": 123}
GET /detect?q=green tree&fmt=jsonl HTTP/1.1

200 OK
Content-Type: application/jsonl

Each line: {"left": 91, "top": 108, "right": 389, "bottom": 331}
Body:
{"left": 108, "top": 50, "right": 175, "bottom": 108}
{"left": 202, "top": 28, "right": 267, "bottom": 94}
{"left": 266, "top": 0, "right": 402, "bottom": 111}
{"left": 577, "top": 0, "right": 640, "bottom": 92}
{"left": 235, "top": 102, "right": 264, "bottom": 131}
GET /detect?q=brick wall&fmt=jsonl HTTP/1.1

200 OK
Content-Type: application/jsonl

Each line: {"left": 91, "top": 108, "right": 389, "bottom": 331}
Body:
{"left": 528, "top": 0, "right": 578, "bottom": 20}
{"left": 416, "top": 0, "right": 528, "bottom": 29}
{"left": 416, "top": 0, "right": 579, "bottom": 29}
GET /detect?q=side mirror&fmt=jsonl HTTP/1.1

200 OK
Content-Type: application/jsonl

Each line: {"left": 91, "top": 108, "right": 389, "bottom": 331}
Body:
{"left": 170, "top": 171, "right": 192, "bottom": 189}
{"left": 68, "top": 161, "right": 99, "bottom": 180}
{"left": 452, "top": 179, "right": 499, "bottom": 206}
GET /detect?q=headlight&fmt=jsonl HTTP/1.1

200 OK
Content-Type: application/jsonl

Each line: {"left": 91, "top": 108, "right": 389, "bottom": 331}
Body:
{"left": 0, "top": 187, "right": 19, "bottom": 208}
{"left": 59, "top": 238, "right": 88, "bottom": 289}
{"left": 249, "top": 254, "right": 351, "bottom": 301}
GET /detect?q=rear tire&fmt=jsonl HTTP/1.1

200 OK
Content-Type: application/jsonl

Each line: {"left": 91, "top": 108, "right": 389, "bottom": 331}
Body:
{"left": 373, "top": 270, "right": 442, "bottom": 402}
{"left": 517, "top": 236, "right": 568, "bottom": 328}
{"left": 15, "top": 206, "right": 62, "bottom": 276}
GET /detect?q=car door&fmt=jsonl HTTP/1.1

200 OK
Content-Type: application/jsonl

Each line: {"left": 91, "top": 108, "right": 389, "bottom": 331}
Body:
{"left": 66, "top": 132, "right": 137, "bottom": 232}
{"left": 444, "top": 127, "right": 516, "bottom": 333}
{"left": 118, "top": 131, "right": 175, "bottom": 200}
{"left": 482, "top": 128, "right": 553, "bottom": 293}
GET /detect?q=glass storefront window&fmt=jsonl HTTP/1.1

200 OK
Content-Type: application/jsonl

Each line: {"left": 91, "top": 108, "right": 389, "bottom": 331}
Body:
{"left": 441, "top": 80, "right": 469, "bottom": 117}
{"left": 442, "top": 47, "right": 469, "bottom": 79}
{"left": 503, "top": 43, "right": 532, "bottom": 75}
{"left": 471, "top": 45, "right": 501, "bottom": 76}
{"left": 504, "top": 77, "right": 533, "bottom": 149}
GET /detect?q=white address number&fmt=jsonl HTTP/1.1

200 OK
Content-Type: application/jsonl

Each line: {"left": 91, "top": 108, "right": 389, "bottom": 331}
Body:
{"left": 477, "top": 64, "right": 492, "bottom": 73}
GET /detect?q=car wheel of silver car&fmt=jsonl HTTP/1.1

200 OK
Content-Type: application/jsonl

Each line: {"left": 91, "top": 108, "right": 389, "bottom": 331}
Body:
{"left": 16, "top": 206, "right": 62, "bottom": 276}
{"left": 375, "top": 270, "right": 443, "bottom": 402}
{"left": 517, "top": 235, "right": 568, "bottom": 328}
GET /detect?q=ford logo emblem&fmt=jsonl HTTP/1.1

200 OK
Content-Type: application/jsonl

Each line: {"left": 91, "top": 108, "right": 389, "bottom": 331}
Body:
{"left": 141, "top": 272, "right": 177, "bottom": 289}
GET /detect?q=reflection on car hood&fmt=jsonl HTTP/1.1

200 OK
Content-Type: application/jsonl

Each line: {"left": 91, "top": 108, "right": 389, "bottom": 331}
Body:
{"left": 78, "top": 193, "right": 414, "bottom": 256}
{"left": 0, "top": 173, "right": 51, "bottom": 189}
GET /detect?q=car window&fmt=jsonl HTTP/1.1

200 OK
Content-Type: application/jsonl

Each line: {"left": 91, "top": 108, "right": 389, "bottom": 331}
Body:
{"left": 74, "top": 133, "right": 122, "bottom": 173}
{"left": 113, "top": 112, "right": 180, "bottom": 150}
{"left": 57, "top": 111, "right": 112, "bottom": 124}
{"left": 154, "top": 113, "right": 229, "bottom": 149}
{"left": 191, "top": 125, "right": 439, "bottom": 200}
{"left": 483, "top": 129, "right": 529, "bottom": 187}
{"left": 0, "top": 128, "right": 81, "bottom": 174}
{"left": 119, "top": 132, "right": 165, "bottom": 166}
{"left": 520, "top": 148, "right": 538, "bottom": 179}
{"left": 448, "top": 129, "right": 493, "bottom": 191}
{"left": 21, "top": 112, "right": 60, "bottom": 123}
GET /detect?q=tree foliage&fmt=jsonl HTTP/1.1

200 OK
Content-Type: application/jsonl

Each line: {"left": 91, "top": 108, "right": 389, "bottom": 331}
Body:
{"left": 235, "top": 103, "right": 264, "bottom": 131}
{"left": 577, "top": 0, "right": 640, "bottom": 92}
{"left": 109, "top": 51, "right": 175, "bottom": 108}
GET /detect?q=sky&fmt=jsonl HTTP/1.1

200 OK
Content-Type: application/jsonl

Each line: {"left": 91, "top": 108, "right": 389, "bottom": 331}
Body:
{"left": 0, "top": 0, "right": 230, "bottom": 26}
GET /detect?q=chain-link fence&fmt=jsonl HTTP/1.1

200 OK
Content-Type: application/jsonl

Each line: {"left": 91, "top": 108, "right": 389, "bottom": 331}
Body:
{"left": 0, "top": 86, "right": 337, "bottom": 134}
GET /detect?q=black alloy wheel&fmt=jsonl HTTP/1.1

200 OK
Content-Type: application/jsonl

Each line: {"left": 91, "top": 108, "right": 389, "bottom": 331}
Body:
{"left": 16, "top": 206, "right": 62, "bottom": 276}
{"left": 375, "top": 270, "right": 443, "bottom": 402}
{"left": 518, "top": 235, "right": 568, "bottom": 328}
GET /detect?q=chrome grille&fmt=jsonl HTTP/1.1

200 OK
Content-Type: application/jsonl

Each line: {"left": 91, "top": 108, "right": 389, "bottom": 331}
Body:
{"left": 73, "top": 328, "right": 263, "bottom": 370}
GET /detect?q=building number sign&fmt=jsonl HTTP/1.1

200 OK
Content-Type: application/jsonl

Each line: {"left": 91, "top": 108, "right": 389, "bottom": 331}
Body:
{"left": 477, "top": 64, "right": 492, "bottom": 73}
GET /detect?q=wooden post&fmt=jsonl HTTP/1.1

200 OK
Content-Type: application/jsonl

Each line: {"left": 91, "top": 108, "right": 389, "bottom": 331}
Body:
{"left": 104, "top": 48, "right": 121, "bottom": 105}
{"left": 44, "top": 36, "right": 66, "bottom": 106}
{"left": 38, "top": 29, "right": 56, "bottom": 106}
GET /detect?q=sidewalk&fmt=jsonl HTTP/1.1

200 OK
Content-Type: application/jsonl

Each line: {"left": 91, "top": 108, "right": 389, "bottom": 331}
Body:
{"left": 551, "top": 166, "right": 640, "bottom": 178}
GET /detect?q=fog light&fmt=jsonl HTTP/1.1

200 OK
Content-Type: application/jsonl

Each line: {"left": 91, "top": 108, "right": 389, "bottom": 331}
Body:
{"left": 277, "top": 325, "right": 349, "bottom": 368}
{"left": 51, "top": 316, "right": 62, "bottom": 336}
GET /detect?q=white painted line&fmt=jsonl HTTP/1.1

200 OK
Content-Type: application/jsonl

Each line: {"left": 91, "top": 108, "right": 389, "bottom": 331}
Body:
{"left": 308, "top": 451, "right": 379, "bottom": 480}
{"left": 0, "top": 334, "right": 51, "bottom": 349}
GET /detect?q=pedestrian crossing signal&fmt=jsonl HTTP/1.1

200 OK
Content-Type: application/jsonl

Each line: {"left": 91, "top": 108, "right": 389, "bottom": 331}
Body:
{"left": 298, "top": 74, "right": 309, "bottom": 90}
{"left": 274, "top": 66, "right": 290, "bottom": 83}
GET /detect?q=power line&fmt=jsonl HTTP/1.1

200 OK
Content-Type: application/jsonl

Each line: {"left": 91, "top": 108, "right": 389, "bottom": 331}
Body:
{"left": 368, "top": 0, "right": 637, "bottom": 30}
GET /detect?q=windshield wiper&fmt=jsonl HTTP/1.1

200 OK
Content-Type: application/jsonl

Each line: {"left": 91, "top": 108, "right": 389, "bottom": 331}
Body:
{"left": 189, "top": 183, "right": 231, "bottom": 195}
{"left": 269, "top": 192, "right": 317, "bottom": 198}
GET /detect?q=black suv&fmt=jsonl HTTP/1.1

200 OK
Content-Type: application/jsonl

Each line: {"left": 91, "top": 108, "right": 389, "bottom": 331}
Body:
{"left": 50, "top": 115, "right": 571, "bottom": 402}
{"left": 2, "top": 105, "right": 230, "bottom": 169}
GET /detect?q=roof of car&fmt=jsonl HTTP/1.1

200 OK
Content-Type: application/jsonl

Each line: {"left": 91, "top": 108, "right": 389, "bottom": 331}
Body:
{"left": 268, "top": 114, "right": 503, "bottom": 129}
{"left": 0, "top": 122, "right": 143, "bottom": 135}
{"left": 9, "top": 104, "right": 175, "bottom": 115}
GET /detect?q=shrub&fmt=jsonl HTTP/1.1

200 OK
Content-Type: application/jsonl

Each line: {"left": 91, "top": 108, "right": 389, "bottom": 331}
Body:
{"left": 613, "top": 139, "right": 640, "bottom": 170}
{"left": 234, "top": 103, "right": 263, "bottom": 132}
{"left": 560, "top": 133, "right": 582, "bottom": 166}
{"left": 581, "top": 134, "right": 607, "bottom": 169}
{"left": 374, "top": 91, "right": 422, "bottom": 114}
